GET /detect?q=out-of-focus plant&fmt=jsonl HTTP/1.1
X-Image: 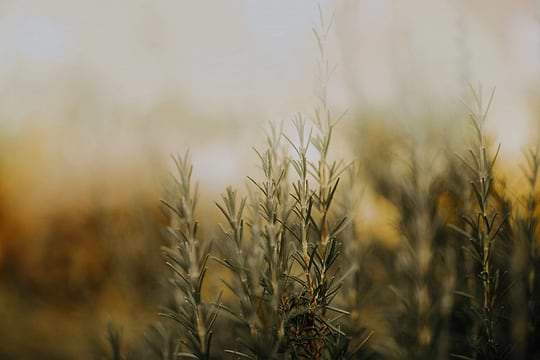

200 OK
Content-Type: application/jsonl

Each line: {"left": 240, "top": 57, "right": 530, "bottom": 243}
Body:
{"left": 359, "top": 134, "right": 460, "bottom": 359}
{"left": 143, "top": 322, "right": 180, "bottom": 360}
{"left": 387, "top": 147, "right": 456, "bottom": 360}
{"left": 510, "top": 146, "right": 540, "bottom": 359}
{"left": 100, "top": 322, "right": 132, "bottom": 360}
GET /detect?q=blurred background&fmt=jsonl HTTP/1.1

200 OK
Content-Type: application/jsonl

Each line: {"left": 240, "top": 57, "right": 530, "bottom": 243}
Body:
{"left": 0, "top": 0, "right": 540, "bottom": 358}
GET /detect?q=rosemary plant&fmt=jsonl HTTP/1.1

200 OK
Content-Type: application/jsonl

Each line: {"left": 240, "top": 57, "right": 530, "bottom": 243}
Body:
{"left": 279, "top": 8, "right": 364, "bottom": 356}
{"left": 214, "top": 122, "right": 293, "bottom": 359}
{"left": 286, "top": 114, "right": 350, "bottom": 358}
{"left": 387, "top": 147, "right": 446, "bottom": 359}
{"left": 215, "top": 112, "right": 360, "bottom": 359}
{"left": 361, "top": 136, "right": 459, "bottom": 359}
{"left": 513, "top": 146, "right": 540, "bottom": 359}
{"left": 450, "top": 86, "right": 509, "bottom": 360}
{"left": 160, "top": 153, "right": 221, "bottom": 360}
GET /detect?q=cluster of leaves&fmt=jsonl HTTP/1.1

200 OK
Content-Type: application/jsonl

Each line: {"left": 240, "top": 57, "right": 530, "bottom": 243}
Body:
{"left": 213, "top": 108, "right": 370, "bottom": 360}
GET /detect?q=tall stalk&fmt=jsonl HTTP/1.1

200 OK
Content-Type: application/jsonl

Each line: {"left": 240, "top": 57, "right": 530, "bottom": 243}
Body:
{"left": 283, "top": 6, "right": 354, "bottom": 357}
{"left": 450, "top": 86, "right": 508, "bottom": 360}
{"left": 160, "top": 153, "right": 221, "bottom": 360}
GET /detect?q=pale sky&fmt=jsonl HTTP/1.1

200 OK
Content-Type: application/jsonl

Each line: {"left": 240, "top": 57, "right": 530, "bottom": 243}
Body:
{"left": 0, "top": 0, "right": 539, "bottom": 191}
{"left": 0, "top": 1, "right": 538, "bottom": 119}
